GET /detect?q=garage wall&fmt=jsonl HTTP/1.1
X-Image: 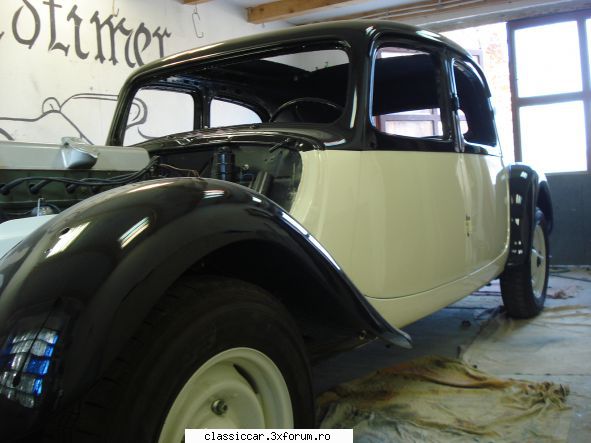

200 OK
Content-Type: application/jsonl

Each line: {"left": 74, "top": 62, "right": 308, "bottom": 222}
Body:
{"left": 547, "top": 173, "right": 591, "bottom": 265}
{"left": 0, "top": 0, "right": 287, "bottom": 144}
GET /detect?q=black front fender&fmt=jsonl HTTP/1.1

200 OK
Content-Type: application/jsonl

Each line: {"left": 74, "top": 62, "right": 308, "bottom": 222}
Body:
{"left": 0, "top": 177, "right": 408, "bottom": 439}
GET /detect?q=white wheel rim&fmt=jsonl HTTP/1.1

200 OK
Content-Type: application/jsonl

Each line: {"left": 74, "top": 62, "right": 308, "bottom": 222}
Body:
{"left": 158, "top": 347, "right": 293, "bottom": 443}
{"left": 530, "top": 223, "right": 547, "bottom": 299}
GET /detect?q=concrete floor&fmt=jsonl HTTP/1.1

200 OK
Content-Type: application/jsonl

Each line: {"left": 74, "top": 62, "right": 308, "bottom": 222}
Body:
{"left": 313, "top": 267, "right": 591, "bottom": 442}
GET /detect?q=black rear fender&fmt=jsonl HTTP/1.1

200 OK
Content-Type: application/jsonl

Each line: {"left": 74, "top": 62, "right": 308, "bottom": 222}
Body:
{"left": 506, "top": 164, "right": 553, "bottom": 267}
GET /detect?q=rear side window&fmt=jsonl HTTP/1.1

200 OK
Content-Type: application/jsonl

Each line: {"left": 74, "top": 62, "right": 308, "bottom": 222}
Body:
{"left": 452, "top": 61, "right": 497, "bottom": 147}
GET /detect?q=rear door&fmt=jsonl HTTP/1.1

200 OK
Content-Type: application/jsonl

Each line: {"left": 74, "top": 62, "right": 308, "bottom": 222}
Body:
{"left": 450, "top": 59, "right": 509, "bottom": 276}
{"left": 349, "top": 41, "right": 472, "bottom": 299}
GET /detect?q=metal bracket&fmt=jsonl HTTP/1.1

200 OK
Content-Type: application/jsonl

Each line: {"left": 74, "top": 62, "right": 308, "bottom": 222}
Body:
{"left": 61, "top": 137, "right": 99, "bottom": 169}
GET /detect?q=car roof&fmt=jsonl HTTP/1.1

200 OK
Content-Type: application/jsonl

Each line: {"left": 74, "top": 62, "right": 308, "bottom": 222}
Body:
{"left": 127, "top": 20, "right": 473, "bottom": 85}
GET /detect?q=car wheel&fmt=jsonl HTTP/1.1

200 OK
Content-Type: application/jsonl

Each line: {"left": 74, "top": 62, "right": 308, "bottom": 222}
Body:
{"left": 50, "top": 276, "right": 314, "bottom": 442}
{"left": 500, "top": 208, "right": 549, "bottom": 318}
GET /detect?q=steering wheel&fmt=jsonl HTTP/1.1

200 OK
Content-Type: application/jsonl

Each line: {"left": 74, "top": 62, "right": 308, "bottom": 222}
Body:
{"left": 269, "top": 97, "right": 344, "bottom": 122}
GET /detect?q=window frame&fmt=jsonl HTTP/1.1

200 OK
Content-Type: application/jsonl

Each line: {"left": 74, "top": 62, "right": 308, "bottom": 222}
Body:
{"left": 508, "top": 9, "right": 591, "bottom": 173}
{"left": 378, "top": 50, "right": 483, "bottom": 142}
{"left": 449, "top": 57, "right": 500, "bottom": 156}
{"left": 369, "top": 37, "right": 456, "bottom": 152}
{"left": 112, "top": 40, "right": 355, "bottom": 146}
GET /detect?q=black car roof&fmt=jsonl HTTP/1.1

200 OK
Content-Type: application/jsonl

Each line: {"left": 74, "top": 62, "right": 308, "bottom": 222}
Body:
{"left": 127, "top": 20, "right": 473, "bottom": 84}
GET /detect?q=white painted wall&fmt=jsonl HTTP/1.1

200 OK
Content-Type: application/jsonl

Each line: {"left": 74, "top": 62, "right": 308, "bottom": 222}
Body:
{"left": 0, "top": 0, "right": 288, "bottom": 144}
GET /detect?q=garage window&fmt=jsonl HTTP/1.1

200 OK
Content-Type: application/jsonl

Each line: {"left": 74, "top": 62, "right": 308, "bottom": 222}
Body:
{"left": 509, "top": 11, "right": 591, "bottom": 172}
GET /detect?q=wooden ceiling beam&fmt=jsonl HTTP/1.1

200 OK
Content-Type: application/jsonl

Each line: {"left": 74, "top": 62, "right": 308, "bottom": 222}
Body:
{"left": 310, "top": 0, "right": 591, "bottom": 30}
{"left": 247, "top": 0, "right": 369, "bottom": 24}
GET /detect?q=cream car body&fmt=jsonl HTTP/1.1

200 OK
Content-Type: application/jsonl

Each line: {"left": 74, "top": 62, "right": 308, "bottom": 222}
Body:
{"left": 291, "top": 149, "right": 509, "bottom": 327}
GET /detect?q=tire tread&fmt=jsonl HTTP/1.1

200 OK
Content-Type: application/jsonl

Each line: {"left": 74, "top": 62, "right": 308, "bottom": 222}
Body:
{"left": 45, "top": 276, "right": 312, "bottom": 442}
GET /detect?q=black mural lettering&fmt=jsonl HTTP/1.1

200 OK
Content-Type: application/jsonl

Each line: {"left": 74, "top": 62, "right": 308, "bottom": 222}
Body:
{"left": 67, "top": 5, "right": 88, "bottom": 60}
{"left": 124, "top": 36, "right": 134, "bottom": 68}
{"left": 91, "top": 12, "right": 119, "bottom": 65}
{"left": 7, "top": 3, "right": 172, "bottom": 66}
{"left": 152, "top": 27, "right": 172, "bottom": 58}
{"left": 12, "top": 0, "right": 41, "bottom": 49}
{"left": 44, "top": 0, "right": 69, "bottom": 55}
{"left": 134, "top": 23, "right": 152, "bottom": 67}
{"left": 116, "top": 19, "right": 135, "bottom": 69}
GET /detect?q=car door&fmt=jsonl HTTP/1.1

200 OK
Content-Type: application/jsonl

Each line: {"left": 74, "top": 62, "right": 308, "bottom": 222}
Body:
{"left": 450, "top": 58, "right": 509, "bottom": 280}
{"left": 347, "top": 41, "right": 472, "bottom": 300}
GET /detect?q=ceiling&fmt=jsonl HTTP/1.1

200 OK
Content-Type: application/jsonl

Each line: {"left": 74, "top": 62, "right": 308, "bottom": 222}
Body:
{"left": 185, "top": 0, "right": 591, "bottom": 30}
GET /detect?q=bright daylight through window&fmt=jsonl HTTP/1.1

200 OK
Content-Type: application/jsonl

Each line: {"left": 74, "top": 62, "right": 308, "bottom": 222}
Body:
{"left": 510, "top": 13, "right": 591, "bottom": 173}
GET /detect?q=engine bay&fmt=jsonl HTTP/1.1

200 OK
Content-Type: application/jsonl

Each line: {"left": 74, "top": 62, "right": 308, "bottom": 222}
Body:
{"left": 0, "top": 140, "right": 303, "bottom": 222}
{"left": 154, "top": 142, "right": 303, "bottom": 211}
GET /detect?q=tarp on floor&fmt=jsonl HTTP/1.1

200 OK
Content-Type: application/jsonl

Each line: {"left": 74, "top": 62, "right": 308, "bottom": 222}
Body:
{"left": 318, "top": 356, "right": 571, "bottom": 442}
{"left": 462, "top": 305, "right": 591, "bottom": 376}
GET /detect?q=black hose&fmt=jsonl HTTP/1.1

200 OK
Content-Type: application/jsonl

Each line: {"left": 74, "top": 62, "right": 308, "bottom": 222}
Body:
{"left": 0, "top": 156, "right": 160, "bottom": 195}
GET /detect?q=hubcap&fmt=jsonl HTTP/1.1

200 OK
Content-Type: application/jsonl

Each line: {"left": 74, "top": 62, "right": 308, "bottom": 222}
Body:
{"left": 158, "top": 348, "right": 293, "bottom": 443}
{"left": 530, "top": 223, "right": 547, "bottom": 299}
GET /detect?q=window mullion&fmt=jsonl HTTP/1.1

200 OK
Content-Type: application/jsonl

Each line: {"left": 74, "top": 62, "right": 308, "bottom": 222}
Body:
{"left": 577, "top": 17, "right": 591, "bottom": 172}
{"left": 507, "top": 22, "right": 522, "bottom": 161}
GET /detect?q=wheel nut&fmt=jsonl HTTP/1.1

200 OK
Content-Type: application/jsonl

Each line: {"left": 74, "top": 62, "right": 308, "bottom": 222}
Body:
{"left": 211, "top": 399, "right": 228, "bottom": 416}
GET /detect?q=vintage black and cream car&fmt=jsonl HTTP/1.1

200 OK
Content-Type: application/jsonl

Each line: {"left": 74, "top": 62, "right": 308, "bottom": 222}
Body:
{"left": 1, "top": 21, "right": 552, "bottom": 442}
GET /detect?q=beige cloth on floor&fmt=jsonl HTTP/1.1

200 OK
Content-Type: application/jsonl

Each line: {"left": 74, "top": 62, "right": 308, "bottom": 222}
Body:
{"left": 318, "top": 356, "right": 571, "bottom": 442}
{"left": 463, "top": 305, "right": 591, "bottom": 376}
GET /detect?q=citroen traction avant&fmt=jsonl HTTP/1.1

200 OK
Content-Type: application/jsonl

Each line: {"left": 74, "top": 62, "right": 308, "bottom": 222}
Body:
{"left": 0, "top": 20, "right": 552, "bottom": 442}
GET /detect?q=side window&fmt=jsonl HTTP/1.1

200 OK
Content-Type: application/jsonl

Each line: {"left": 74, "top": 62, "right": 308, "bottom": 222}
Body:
{"left": 210, "top": 99, "right": 262, "bottom": 127}
{"left": 372, "top": 46, "right": 452, "bottom": 149}
{"left": 452, "top": 61, "right": 497, "bottom": 148}
{"left": 124, "top": 89, "right": 194, "bottom": 146}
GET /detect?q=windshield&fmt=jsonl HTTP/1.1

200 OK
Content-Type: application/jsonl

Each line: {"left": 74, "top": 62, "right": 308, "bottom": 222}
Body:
{"left": 123, "top": 45, "right": 350, "bottom": 146}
